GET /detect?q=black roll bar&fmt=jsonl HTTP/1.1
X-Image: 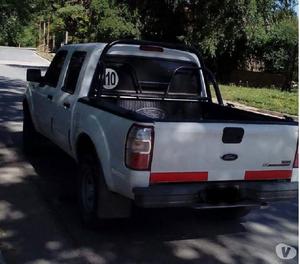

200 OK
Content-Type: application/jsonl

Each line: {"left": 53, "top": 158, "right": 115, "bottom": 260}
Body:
{"left": 90, "top": 39, "right": 224, "bottom": 105}
{"left": 203, "top": 67, "right": 224, "bottom": 105}
{"left": 164, "top": 66, "right": 202, "bottom": 99}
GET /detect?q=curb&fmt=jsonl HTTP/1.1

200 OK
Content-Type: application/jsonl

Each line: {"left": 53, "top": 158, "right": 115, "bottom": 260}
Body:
{"left": 0, "top": 60, "right": 49, "bottom": 68}
{"left": 34, "top": 51, "right": 52, "bottom": 64}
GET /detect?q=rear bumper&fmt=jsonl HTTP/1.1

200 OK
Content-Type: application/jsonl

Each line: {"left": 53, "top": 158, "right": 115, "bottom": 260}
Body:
{"left": 133, "top": 181, "right": 298, "bottom": 208}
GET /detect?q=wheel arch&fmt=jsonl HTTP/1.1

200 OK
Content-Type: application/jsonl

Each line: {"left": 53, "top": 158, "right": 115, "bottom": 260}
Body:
{"left": 75, "top": 132, "right": 131, "bottom": 218}
{"left": 75, "top": 132, "right": 114, "bottom": 190}
{"left": 76, "top": 133, "right": 96, "bottom": 161}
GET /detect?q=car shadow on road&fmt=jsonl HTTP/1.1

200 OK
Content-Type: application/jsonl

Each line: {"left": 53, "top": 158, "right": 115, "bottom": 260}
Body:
{"left": 0, "top": 75, "right": 93, "bottom": 263}
{"left": 27, "top": 143, "right": 248, "bottom": 236}
{"left": 26, "top": 144, "right": 299, "bottom": 264}
{"left": 24, "top": 144, "right": 253, "bottom": 263}
{"left": 0, "top": 74, "right": 247, "bottom": 263}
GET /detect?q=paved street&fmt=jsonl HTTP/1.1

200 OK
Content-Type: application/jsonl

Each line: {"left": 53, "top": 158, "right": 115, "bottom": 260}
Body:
{"left": 0, "top": 47, "right": 298, "bottom": 264}
{"left": 0, "top": 46, "right": 49, "bottom": 68}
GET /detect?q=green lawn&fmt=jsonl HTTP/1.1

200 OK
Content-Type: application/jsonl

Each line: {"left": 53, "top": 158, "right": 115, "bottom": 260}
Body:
{"left": 217, "top": 85, "right": 298, "bottom": 116}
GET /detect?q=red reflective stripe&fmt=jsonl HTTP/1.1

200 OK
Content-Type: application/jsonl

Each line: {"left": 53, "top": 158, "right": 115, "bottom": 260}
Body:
{"left": 245, "top": 170, "right": 292, "bottom": 180}
{"left": 150, "top": 172, "right": 208, "bottom": 184}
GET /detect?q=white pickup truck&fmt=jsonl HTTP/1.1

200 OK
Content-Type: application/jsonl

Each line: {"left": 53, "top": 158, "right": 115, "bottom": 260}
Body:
{"left": 24, "top": 40, "right": 298, "bottom": 226}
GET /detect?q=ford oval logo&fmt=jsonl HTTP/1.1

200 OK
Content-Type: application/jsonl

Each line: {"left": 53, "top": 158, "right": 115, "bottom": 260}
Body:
{"left": 221, "top": 154, "right": 238, "bottom": 161}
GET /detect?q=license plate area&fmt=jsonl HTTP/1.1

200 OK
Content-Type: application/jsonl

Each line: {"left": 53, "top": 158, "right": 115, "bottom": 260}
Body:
{"left": 201, "top": 185, "right": 241, "bottom": 203}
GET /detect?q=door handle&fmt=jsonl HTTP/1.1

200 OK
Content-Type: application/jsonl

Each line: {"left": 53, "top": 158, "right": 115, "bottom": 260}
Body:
{"left": 47, "top": 94, "right": 53, "bottom": 101}
{"left": 63, "top": 102, "right": 70, "bottom": 109}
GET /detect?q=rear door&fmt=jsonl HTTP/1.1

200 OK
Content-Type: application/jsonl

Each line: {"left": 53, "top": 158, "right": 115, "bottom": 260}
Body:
{"left": 150, "top": 122, "right": 298, "bottom": 183}
{"left": 52, "top": 51, "right": 87, "bottom": 152}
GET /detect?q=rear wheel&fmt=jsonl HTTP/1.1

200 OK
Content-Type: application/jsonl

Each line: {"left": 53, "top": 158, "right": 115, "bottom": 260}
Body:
{"left": 78, "top": 152, "right": 100, "bottom": 228}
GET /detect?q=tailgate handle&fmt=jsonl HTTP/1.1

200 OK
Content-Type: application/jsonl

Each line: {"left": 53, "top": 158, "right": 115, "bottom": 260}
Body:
{"left": 222, "top": 127, "right": 244, "bottom": 144}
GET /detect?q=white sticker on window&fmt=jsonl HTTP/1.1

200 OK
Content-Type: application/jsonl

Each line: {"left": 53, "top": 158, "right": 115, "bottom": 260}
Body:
{"left": 103, "top": 68, "right": 119, "bottom": 89}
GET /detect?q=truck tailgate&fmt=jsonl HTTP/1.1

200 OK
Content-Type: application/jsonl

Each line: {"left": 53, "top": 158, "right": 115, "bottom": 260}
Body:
{"left": 150, "top": 122, "right": 298, "bottom": 183}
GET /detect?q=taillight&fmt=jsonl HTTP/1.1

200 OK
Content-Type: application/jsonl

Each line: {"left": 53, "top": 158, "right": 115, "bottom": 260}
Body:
{"left": 293, "top": 144, "right": 298, "bottom": 168}
{"left": 125, "top": 125, "right": 154, "bottom": 170}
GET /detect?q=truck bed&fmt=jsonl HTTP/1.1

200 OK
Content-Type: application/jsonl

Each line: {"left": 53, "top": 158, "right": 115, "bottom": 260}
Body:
{"left": 79, "top": 97, "right": 296, "bottom": 124}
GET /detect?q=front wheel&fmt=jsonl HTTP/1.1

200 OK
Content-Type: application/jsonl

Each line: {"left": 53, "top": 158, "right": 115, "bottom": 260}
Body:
{"left": 23, "top": 104, "right": 41, "bottom": 155}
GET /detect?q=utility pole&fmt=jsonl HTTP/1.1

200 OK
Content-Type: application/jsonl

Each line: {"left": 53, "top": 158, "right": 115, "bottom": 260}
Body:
{"left": 65, "top": 31, "right": 69, "bottom": 44}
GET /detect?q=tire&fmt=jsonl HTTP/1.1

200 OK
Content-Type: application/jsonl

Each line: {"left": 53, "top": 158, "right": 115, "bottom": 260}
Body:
{"left": 23, "top": 104, "right": 41, "bottom": 155}
{"left": 78, "top": 152, "right": 100, "bottom": 228}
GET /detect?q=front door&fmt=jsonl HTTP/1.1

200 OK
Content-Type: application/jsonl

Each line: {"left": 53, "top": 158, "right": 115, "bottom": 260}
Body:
{"left": 31, "top": 50, "right": 68, "bottom": 138}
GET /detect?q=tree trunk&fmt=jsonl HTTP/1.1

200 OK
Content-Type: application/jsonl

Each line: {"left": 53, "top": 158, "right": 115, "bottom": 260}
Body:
{"left": 43, "top": 21, "right": 46, "bottom": 52}
{"left": 52, "top": 34, "right": 55, "bottom": 51}
{"left": 46, "top": 20, "right": 50, "bottom": 52}
{"left": 38, "top": 21, "right": 42, "bottom": 49}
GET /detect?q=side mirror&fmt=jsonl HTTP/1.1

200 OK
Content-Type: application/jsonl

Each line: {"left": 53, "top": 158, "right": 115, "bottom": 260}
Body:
{"left": 27, "top": 69, "right": 42, "bottom": 83}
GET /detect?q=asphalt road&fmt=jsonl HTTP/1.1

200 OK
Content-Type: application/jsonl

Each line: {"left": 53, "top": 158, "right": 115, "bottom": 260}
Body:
{"left": 0, "top": 47, "right": 298, "bottom": 264}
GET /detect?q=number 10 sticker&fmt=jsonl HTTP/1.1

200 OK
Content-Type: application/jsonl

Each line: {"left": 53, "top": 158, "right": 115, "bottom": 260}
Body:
{"left": 103, "top": 68, "right": 119, "bottom": 89}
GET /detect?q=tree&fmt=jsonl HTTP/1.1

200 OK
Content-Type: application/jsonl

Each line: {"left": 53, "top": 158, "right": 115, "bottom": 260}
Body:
{"left": 52, "top": 3, "right": 89, "bottom": 42}
{"left": 0, "top": 0, "right": 33, "bottom": 45}
{"left": 129, "top": 0, "right": 251, "bottom": 80}
{"left": 127, "top": 0, "right": 185, "bottom": 42}
{"left": 88, "top": 0, "right": 140, "bottom": 42}
{"left": 0, "top": 0, "right": 297, "bottom": 91}
{"left": 245, "top": 0, "right": 298, "bottom": 90}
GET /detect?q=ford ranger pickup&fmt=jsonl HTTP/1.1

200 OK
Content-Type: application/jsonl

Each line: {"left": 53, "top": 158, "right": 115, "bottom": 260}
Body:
{"left": 24, "top": 40, "right": 298, "bottom": 226}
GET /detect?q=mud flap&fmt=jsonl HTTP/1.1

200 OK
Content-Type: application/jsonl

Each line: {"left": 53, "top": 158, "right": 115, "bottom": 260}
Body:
{"left": 97, "top": 182, "right": 132, "bottom": 219}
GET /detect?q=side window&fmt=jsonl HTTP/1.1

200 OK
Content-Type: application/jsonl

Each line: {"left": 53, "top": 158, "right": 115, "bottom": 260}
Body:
{"left": 62, "top": 51, "right": 87, "bottom": 94}
{"left": 44, "top": 50, "right": 68, "bottom": 87}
